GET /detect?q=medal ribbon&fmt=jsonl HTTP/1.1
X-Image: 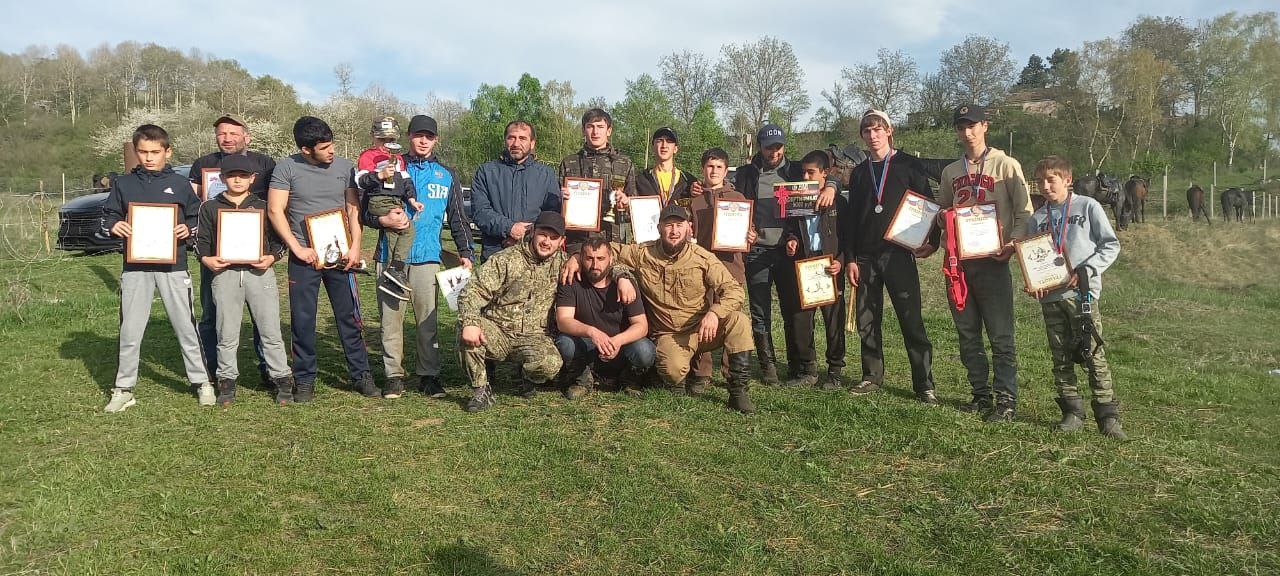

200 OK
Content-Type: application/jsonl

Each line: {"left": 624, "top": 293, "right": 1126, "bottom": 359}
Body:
{"left": 867, "top": 149, "right": 895, "bottom": 209}
{"left": 962, "top": 148, "right": 991, "bottom": 201}
{"left": 1049, "top": 194, "right": 1072, "bottom": 254}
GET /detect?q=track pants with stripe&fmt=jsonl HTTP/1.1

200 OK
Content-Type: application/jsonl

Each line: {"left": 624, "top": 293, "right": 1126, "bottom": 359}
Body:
{"left": 287, "top": 258, "right": 371, "bottom": 385}
{"left": 114, "top": 270, "right": 209, "bottom": 389}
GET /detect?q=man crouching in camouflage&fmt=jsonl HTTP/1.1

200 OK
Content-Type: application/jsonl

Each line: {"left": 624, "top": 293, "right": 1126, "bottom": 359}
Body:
{"left": 458, "top": 211, "right": 635, "bottom": 412}
{"left": 562, "top": 204, "right": 756, "bottom": 413}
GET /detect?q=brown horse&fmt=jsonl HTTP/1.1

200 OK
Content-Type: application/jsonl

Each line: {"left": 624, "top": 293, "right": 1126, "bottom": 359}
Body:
{"left": 1186, "top": 184, "right": 1210, "bottom": 224}
{"left": 1122, "top": 176, "right": 1148, "bottom": 226}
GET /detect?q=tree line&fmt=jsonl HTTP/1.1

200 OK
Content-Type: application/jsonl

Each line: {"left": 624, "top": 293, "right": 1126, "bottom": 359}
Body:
{"left": 0, "top": 10, "right": 1276, "bottom": 192}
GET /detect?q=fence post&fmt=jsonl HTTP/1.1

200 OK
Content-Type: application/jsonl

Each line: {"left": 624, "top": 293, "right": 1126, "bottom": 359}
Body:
{"left": 39, "top": 180, "right": 50, "bottom": 253}
{"left": 1210, "top": 162, "right": 1217, "bottom": 219}
{"left": 61, "top": 173, "right": 66, "bottom": 205}
{"left": 1162, "top": 165, "right": 1168, "bottom": 219}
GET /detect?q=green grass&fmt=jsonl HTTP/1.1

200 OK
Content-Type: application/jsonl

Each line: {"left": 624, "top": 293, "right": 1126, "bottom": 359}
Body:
{"left": 1, "top": 221, "right": 1278, "bottom": 575}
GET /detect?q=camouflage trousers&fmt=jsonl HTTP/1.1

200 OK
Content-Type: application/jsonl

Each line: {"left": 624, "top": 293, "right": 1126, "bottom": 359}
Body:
{"left": 1041, "top": 296, "right": 1115, "bottom": 403}
{"left": 459, "top": 317, "right": 562, "bottom": 388}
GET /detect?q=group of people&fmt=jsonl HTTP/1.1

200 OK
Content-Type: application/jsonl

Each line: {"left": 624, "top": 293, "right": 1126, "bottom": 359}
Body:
{"left": 98, "top": 104, "right": 1127, "bottom": 440}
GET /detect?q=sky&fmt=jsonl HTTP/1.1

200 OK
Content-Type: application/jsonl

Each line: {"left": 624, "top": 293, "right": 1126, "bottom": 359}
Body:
{"left": 3, "top": 0, "right": 1274, "bottom": 122}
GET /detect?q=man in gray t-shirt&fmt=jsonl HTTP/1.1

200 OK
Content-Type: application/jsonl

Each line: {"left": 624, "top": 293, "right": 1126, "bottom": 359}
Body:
{"left": 267, "top": 116, "right": 379, "bottom": 402}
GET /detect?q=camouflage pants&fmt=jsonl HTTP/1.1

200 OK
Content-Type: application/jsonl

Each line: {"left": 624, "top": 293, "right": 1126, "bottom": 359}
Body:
{"left": 1041, "top": 297, "right": 1115, "bottom": 403}
{"left": 459, "top": 317, "right": 562, "bottom": 388}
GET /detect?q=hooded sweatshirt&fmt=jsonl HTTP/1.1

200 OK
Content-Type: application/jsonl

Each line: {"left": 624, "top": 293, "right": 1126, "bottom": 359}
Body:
{"left": 101, "top": 164, "right": 202, "bottom": 273}
{"left": 936, "top": 147, "right": 1033, "bottom": 247}
{"left": 1026, "top": 194, "right": 1119, "bottom": 302}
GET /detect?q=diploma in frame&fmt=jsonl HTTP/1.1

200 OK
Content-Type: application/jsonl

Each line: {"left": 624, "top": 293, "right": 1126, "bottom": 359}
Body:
{"left": 304, "top": 209, "right": 350, "bottom": 270}
{"left": 628, "top": 196, "right": 662, "bottom": 244}
{"left": 795, "top": 255, "right": 838, "bottom": 309}
{"left": 125, "top": 202, "right": 178, "bottom": 264}
{"left": 883, "top": 190, "right": 941, "bottom": 251}
{"left": 201, "top": 168, "right": 227, "bottom": 201}
{"left": 217, "top": 209, "right": 264, "bottom": 264}
{"left": 1015, "top": 232, "right": 1072, "bottom": 292}
{"left": 563, "top": 177, "right": 603, "bottom": 232}
{"left": 954, "top": 203, "right": 1003, "bottom": 260}
{"left": 711, "top": 199, "right": 753, "bottom": 252}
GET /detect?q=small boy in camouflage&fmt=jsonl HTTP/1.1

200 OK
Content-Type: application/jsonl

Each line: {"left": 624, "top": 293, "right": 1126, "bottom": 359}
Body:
{"left": 1026, "top": 156, "right": 1126, "bottom": 440}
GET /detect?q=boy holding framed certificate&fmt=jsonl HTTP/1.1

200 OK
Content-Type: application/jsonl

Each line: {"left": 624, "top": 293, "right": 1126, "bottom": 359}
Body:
{"left": 194, "top": 154, "right": 292, "bottom": 406}
{"left": 1025, "top": 156, "right": 1126, "bottom": 440}
{"left": 100, "top": 124, "right": 210, "bottom": 413}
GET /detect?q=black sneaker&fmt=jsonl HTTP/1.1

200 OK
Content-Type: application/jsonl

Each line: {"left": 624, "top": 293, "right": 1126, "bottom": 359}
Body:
{"left": 419, "top": 375, "right": 447, "bottom": 398}
{"left": 818, "top": 372, "right": 845, "bottom": 391}
{"left": 984, "top": 403, "right": 1015, "bottom": 423}
{"left": 916, "top": 390, "right": 939, "bottom": 406}
{"left": 383, "top": 377, "right": 405, "bottom": 399}
{"left": 517, "top": 379, "right": 538, "bottom": 398}
{"left": 353, "top": 373, "right": 382, "bottom": 398}
{"left": 959, "top": 396, "right": 992, "bottom": 413}
{"left": 272, "top": 376, "right": 294, "bottom": 405}
{"left": 465, "top": 385, "right": 496, "bottom": 412}
{"left": 849, "top": 380, "right": 881, "bottom": 395}
{"left": 294, "top": 381, "right": 315, "bottom": 403}
{"left": 378, "top": 281, "right": 410, "bottom": 302}
{"left": 382, "top": 266, "right": 413, "bottom": 292}
{"left": 216, "top": 378, "right": 237, "bottom": 406}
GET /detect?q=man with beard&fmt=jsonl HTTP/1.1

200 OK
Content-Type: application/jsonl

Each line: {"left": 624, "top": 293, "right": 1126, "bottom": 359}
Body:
{"left": 561, "top": 204, "right": 756, "bottom": 413}
{"left": 458, "top": 211, "right": 636, "bottom": 412}
{"left": 558, "top": 108, "right": 637, "bottom": 249}
{"left": 471, "top": 121, "right": 562, "bottom": 262}
{"left": 554, "top": 237, "right": 655, "bottom": 399}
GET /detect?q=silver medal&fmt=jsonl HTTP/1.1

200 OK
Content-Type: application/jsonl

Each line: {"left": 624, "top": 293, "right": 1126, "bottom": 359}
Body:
{"left": 874, "top": 204, "right": 884, "bottom": 214}
{"left": 1053, "top": 256, "right": 1065, "bottom": 266}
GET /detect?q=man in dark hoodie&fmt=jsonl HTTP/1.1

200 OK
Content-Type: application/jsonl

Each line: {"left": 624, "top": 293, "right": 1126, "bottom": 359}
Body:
{"left": 558, "top": 108, "right": 637, "bottom": 251}
{"left": 471, "top": 120, "right": 562, "bottom": 262}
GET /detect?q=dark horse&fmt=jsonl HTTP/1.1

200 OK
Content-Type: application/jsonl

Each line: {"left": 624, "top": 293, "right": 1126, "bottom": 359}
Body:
{"left": 1186, "top": 184, "right": 1210, "bottom": 224}
{"left": 1220, "top": 187, "right": 1251, "bottom": 223}
{"left": 1074, "top": 172, "right": 1127, "bottom": 229}
{"left": 1121, "top": 176, "right": 1148, "bottom": 226}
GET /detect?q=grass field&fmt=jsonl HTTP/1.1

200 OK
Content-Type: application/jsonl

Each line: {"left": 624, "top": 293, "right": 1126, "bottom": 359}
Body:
{"left": 1, "top": 217, "right": 1278, "bottom": 575}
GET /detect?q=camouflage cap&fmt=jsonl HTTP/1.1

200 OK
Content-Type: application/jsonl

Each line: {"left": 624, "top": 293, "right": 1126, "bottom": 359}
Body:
{"left": 371, "top": 115, "right": 400, "bottom": 139}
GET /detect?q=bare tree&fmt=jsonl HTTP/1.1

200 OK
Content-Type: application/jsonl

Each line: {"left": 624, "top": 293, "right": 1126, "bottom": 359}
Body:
{"left": 424, "top": 91, "right": 468, "bottom": 132}
{"left": 842, "top": 48, "right": 919, "bottom": 119}
{"left": 658, "top": 50, "right": 719, "bottom": 128}
{"left": 938, "top": 35, "right": 1017, "bottom": 106}
{"left": 819, "top": 80, "right": 854, "bottom": 122}
{"left": 716, "top": 36, "right": 809, "bottom": 130}
{"left": 915, "top": 72, "right": 950, "bottom": 128}
{"left": 54, "top": 45, "right": 84, "bottom": 125}
{"left": 334, "top": 63, "right": 353, "bottom": 97}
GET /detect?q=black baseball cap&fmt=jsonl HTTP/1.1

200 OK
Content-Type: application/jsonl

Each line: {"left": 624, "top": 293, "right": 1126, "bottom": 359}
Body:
{"left": 533, "top": 211, "right": 566, "bottom": 236}
{"left": 652, "top": 127, "right": 678, "bottom": 144}
{"left": 953, "top": 105, "right": 989, "bottom": 125}
{"left": 659, "top": 203, "right": 690, "bottom": 223}
{"left": 220, "top": 153, "right": 255, "bottom": 175}
{"left": 213, "top": 115, "right": 245, "bottom": 128}
{"left": 407, "top": 115, "right": 438, "bottom": 136}
{"left": 757, "top": 123, "right": 785, "bottom": 147}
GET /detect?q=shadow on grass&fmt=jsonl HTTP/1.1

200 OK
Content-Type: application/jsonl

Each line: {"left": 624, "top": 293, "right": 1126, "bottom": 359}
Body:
{"left": 89, "top": 264, "right": 119, "bottom": 292}
{"left": 424, "top": 542, "right": 526, "bottom": 576}
{"left": 60, "top": 328, "right": 203, "bottom": 397}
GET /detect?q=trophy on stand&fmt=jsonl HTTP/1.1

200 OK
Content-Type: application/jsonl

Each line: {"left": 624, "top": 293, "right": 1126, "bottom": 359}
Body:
{"left": 380, "top": 142, "right": 403, "bottom": 190}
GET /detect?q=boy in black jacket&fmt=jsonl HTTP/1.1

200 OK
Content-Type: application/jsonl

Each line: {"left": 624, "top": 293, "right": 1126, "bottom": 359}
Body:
{"left": 101, "top": 124, "right": 210, "bottom": 413}
{"left": 194, "top": 154, "right": 292, "bottom": 405}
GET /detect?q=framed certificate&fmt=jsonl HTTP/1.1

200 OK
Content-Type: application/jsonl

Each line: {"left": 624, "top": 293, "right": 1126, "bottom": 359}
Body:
{"left": 126, "top": 202, "right": 178, "bottom": 264}
{"left": 711, "top": 199, "right": 753, "bottom": 252}
{"left": 1015, "top": 232, "right": 1072, "bottom": 292}
{"left": 436, "top": 266, "right": 472, "bottom": 312}
{"left": 217, "top": 209, "right": 264, "bottom": 264}
{"left": 304, "top": 209, "right": 350, "bottom": 270}
{"left": 884, "top": 190, "right": 940, "bottom": 251}
{"left": 628, "top": 196, "right": 662, "bottom": 244}
{"left": 954, "top": 203, "right": 1003, "bottom": 260}
{"left": 563, "top": 177, "right": 603, "bottom": 231}
{"left": 795, "top": 255, "right": 838, "bottom": 309}
{"left": 201, "top": 168, "right": 227, "bottom": 201}
{"left": 775, "top": 180, "right": 820, "bottom": 218}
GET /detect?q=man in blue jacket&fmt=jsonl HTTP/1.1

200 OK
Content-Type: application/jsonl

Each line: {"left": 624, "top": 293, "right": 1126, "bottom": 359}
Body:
{"left": 470, "top": 120, "right": 561, "bottom": 262}
{"left": 363, "top": 115, "right": 474, "bottom": 399}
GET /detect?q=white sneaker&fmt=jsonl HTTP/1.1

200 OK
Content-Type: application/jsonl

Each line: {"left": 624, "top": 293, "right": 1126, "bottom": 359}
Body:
{"left": 197, "top": 383, "right": 216, "bottom": 406}
{"left": 104, "top": 388, "right": 136, "bottom": 413}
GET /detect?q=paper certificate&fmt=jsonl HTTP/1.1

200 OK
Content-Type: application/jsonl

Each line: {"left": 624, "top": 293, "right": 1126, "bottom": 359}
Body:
{"left": 563, "top": 177, "right": 603, "bottom": 231}
{"left": 628, "top": 196, "right": 662, "bottom": 244}
{"left": 126, "top": 202, "right": 178, "bottom": 264}
{"left": 436, "top": 266, "right": 472, "bottom": 312}
{"left": 776, "top": 181, "right": 820, "bottom": 218}
{"left": 201, "top": 168, "right": 227, "bottom": 201}
{"left": 217, "top": 209, "right": 264, "bottom": 263}
{"left": 1015, "top": 232, "right": 1072, "bottom": 292}
{"left": 954, "top": 203, "right": 1003, "bottom": 260}
{"left": 711, "top": 199, "right": 753, "bottom": 252}
{"left": 304, "top": 209, "right": 350, "bottom": 269}
{"left": 795, "top": 255, "right": 838, "bottom": 309}
{"left": 884, "top": 190, "right": 940, "bottom": 251}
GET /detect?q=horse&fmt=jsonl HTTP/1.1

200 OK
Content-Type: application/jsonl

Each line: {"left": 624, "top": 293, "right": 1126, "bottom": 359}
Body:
{"left": 1121, "top": 176, "right": 1148, "bottom": 227}
{"left": 1220, "top": 187, "right": 1250, "bottom": 223}
{"left": 1074, "top": 172, "right": 1127, "bottom": 229}
{"left": 1186, "top": 184, "right": 1210, "bottom": 224}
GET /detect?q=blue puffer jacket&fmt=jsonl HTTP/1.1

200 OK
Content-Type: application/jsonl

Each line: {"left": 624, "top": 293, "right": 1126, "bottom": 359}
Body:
{"left": 470, "top": 152, "right": 561, "bottom": 254}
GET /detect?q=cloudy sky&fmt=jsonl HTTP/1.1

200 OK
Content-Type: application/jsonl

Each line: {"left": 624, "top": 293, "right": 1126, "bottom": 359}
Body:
{"left": 3, "top": 0, "right": 1273, "bottom": 118}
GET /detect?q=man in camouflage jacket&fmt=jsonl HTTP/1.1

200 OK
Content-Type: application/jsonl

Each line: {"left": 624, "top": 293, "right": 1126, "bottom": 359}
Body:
{"left": 558, "top": 108, "right": 637, "bottom": 251}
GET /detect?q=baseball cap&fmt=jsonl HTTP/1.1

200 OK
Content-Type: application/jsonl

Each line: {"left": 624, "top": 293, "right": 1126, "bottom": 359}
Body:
{"left": 219, "top": 154, "right": 255, "bottom": 175}
{"left": 407, "top": 115, "right": 438, "bottom": 136}
{"left": 757, "top": 124, "right": 785, "bottom": 148}
{"left": 371, "top": 115, "right": 400, "bottom": 139}
{"left": 533, "top": 211, "right": 566, "bottom": 236}
{"left": 213, "top": 115, "right": 245, "bottom": 128}
{"left": 659, "top": 203, "right": 691, "bottom": 223}
{"left": 652, "top": 127, "right": 679, "bottom": 144}
{"left": 953, "top": 105, "right": 989, "bottom": 124}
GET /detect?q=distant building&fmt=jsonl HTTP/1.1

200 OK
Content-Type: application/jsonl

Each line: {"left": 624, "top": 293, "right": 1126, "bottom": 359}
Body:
{"left": 1003, "top": 89, "right": 1060, "bottom": 117}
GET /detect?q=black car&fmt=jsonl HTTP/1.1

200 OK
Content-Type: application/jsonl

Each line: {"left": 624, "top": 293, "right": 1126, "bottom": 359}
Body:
{"left": 57, "top": 165, "right": 191, "bottom": 253}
